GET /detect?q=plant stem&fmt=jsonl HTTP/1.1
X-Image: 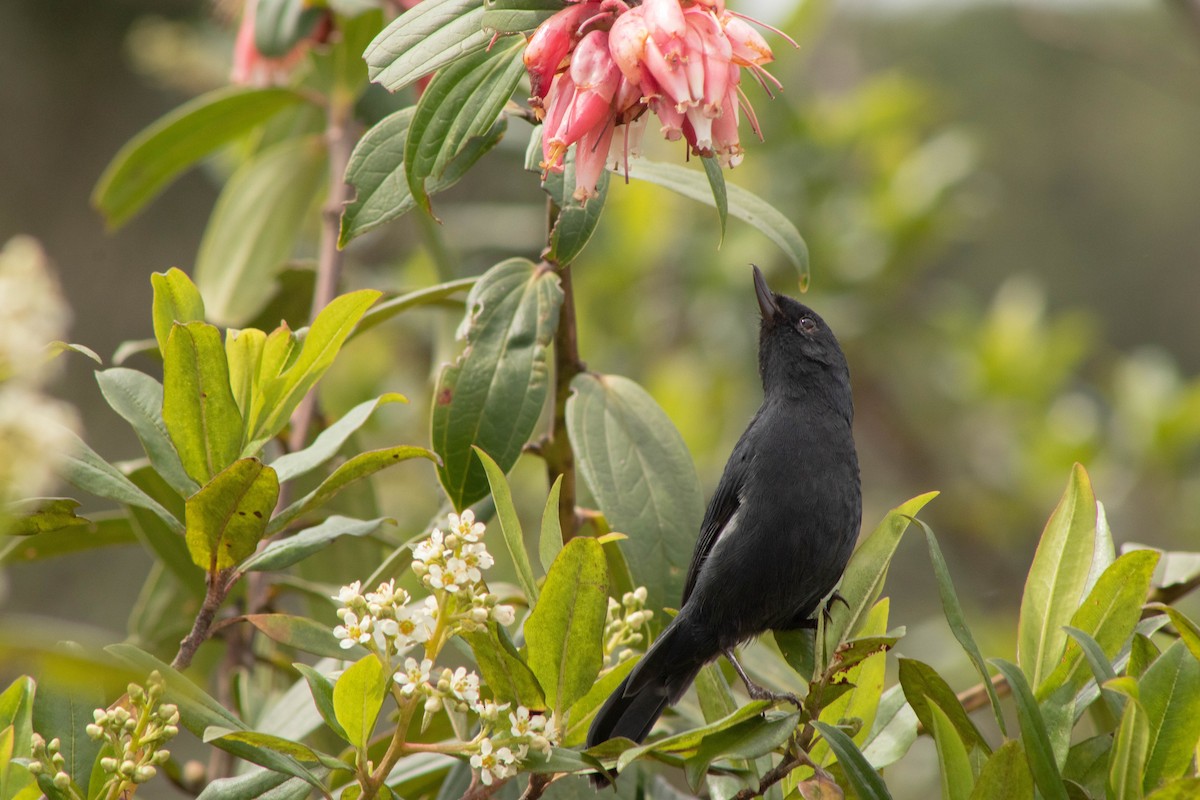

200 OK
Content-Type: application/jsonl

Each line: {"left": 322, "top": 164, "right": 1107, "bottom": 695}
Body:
{"left": 542, "top": 258, "right": 585, "bottom": 540}
{"left": 172, "top": 568, "right": 235, "bottom": 671}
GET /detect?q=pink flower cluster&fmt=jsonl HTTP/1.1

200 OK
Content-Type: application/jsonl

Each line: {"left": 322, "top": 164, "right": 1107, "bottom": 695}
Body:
{"left": 524, "top": 0, "right": 779, "bottom": 201}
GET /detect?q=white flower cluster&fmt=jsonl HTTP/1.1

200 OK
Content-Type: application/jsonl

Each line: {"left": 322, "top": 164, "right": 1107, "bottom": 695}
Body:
{"left": 604, "top": 586, "right": 653, "bottom": 666}
{"left": 470, "top": 707, "right": 557, "bottom": 786}
{"left": 332, "top": 579, "right": 437, "bottom": 657}
{"left": 0, "top": 237, "right": 79, "bottom": 511}
{"left": 410, "top": 511, "right": 516, "bottom": 628}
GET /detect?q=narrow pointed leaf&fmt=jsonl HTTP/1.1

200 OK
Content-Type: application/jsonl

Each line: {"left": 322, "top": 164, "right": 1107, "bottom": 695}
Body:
{"left": 1, "top": 512, "right": 135, "bottom": 562}
{"left": 353, "top": 277, "right": 477, "bottom": 337}
{"left": 184, "top": 459, "right": 279, "bottom": 571}
{"left": 195, "top": 136, "right": 327, "bottom": 326}
{"left": 1139, "top": 640, "right": 1200, "bottom": 792}
{"left": 1146, "top": 605, "right": 1200, "bottom": 664}
{"left": 96, "top": 367, "right": 198, "bottom": 496}
{"left": 1018, "top": 463, "right": 1103, "bottom": 690}
{"left": 701, "top": 156, "right": 728, "bottom": 244}
{"left": 928, "top": 701, "right": 974, "bottom": 800}
{"left": 563, "top": 657, "right": 638, "bottom": 747}
{"left": 203, "top": 728, "right": 344, "bottom": 772}
{"left": 811, "top": 721, "right": 892, "bottom": 800}
{"left": 1108, "top": 695, "right": 1150, "bottom": 800}
{"left": 988, "top": 659, "right": 1068, "bottom": 800}
{"left": 93, "top": 87, "right": 307, "bottom": 228}
{"left": 922, "top": 522, "right": 1006, "bottom": 735}
{"left": 567, "top": 373, "right": 705, "bottom": 619}
{"left": 163, "top": 322, "right": 244, "bottom": 484}
{"left": 333, "top": 655, "right": 389, "bottom": 750}
{"left": 269, "top": 394, "right": 407, "bottom": 483}
{"left": 616, "top": 701, "right": 772, "bottom": 770}
{"left": 624, "top": 159, "right": 808, "bottom": 285}
{"left": 524, "top": 537, "right": 608, "bottom": 717}
{"left": 5, "top": 498, "right": 87, "bottom": 536}
{"left": 461, "top": 622, "right": 546, "bottom": 709}
{"left": 474, "top": 447, "right": 539, "bottom": 603}
{"left": 59, "top": 429, "right": 183, "bottom": 534}
{"left": 242, "top": 516, "right": 394, "bottom": 572}
{"left": 861, "top": 684, "right": 919, "bottom": 770}
{"left": 293, "top": 663, "right": 350, "bottom": 744}
{"left": 365, "top": 0, "right": 490, "bottom": 91}
{"left": 538, "top": 474, "right": 564, "bottom": 573}
{"left": 431, "top": 259, "right": 562, "bottom": 510}
{"left": 481, "top": 0, "right": 562, "bottom": 33}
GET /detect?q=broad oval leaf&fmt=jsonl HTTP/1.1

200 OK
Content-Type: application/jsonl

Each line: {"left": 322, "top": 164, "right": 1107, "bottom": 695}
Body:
{"left": 340, "top": 107, "right": 506, "bottom": 245}
{"left": 567, "top": 372, "right": 705, "bottom": 618}
{"left": 524, "top": 536, "right": 608, "bottom": 718}
{"left": 184, "top": 459, "right": 280, "bottom": 571}
{"left": 96, "top": 367, "right": 197, "bottom": 496}
{"left": 860, "top": 684, "right": 919, "bottom": 770}
{"left": 404, "top": 38, "right": 525, "bottom": 216}
{"left": 432, "top": 259, "right": 562, "bottom": 510}
{"left": 195, "top": 135, "right": 327, "bottom": 326}
{"left": 163, "top": 322, "right": 245, "bottom": 485}
{"left": 332, "top": 655, "right": 389, "bottom": 751}
{"left": 461, "top": 622, "right": 546, "bottom": 710}
{"left": 1018, "top": 463, "right": 1104, "bottom": 690}
{"left": 623, "top": 159, "right": 809, "bottom": 286}
{"left": 92, "top": 86, "right": 307, "bottom": 228}
{"left": 1139, "top": 640, "right": 1200, "bottom": 792}
{"left": 364, "top": 0, "right": 491, "bottom": 92}
{"left": 898, "top": 659, "right": 991, "bottom": 755}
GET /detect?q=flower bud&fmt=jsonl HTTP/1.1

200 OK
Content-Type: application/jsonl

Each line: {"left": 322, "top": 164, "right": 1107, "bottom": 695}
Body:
{"left": 47, "top": 737, "right": 61, "bottom": 754}
{"left": 27, "top": 761, "right": 43, "bottom": 776}
{"left": 163, "top": 724, "right": 180, "bottom": 739}
{"left": 100, "top": 757, "right": 119, "bottom": 773}
{"left": 134, "top": 765, "right": 157, "bottom": 783}
{"left": 93, "top": 709, "right": 109, "bottom": 725}
{"left": 120, "top": 760, "right": 137, "bottom": 777}
{"left": 53, "top": 771, "right": 71, "bottom": 790}
{"left": 152, "top": 749, "right": 171, "bottom": 765}
{"left": 85, "top": 724, "right": 104, "bottom": 739}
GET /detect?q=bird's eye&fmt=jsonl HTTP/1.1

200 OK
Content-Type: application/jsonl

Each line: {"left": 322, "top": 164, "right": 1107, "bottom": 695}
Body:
{"left": 798, "top": 317, "right": 818, "bottom": 333}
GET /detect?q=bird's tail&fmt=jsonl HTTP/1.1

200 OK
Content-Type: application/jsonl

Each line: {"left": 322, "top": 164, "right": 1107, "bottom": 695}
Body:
{"left": 585, "top": 617, "right": 713, "bottom": 785}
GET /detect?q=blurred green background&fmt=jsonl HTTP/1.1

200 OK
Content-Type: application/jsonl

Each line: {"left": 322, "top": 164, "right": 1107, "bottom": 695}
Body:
{"left": 3, "top": 0, "right": 1200, "bottom": 795}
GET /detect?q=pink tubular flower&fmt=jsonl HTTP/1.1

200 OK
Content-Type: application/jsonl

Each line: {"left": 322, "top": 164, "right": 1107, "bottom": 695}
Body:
{"left": 524, "top": 0, "right": 780, "bottom": 200}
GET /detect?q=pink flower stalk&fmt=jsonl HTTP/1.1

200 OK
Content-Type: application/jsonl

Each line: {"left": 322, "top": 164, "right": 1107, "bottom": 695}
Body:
{"left": 524, "top": 0, "right": 780, "bottom": 200}
{"left": 231, "top": 1, "right": 328, "bottom": 87}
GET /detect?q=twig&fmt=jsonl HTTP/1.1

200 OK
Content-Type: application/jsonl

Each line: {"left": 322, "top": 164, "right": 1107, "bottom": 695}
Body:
{"left": 171, "top": 568, "right": 236, "bottom": 671}
{"left": 542, "top": 257, "right": 585, "bottom": 539}
{"left": 461, "top": 775, "right": 512, "bottom": 800}
{"left": 519, "top": 773, "right": 554, "bottom": 800}
{"left": 732, "top": 755, "right": 802, "bottom": 800}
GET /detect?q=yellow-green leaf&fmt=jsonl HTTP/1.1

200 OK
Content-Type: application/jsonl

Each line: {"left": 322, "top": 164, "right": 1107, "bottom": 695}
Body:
{"left": 163, "top": 322, "right": 244, "bottom": 485}
{"left": 332, "top": 655, "right": 388, "bottom": 751}
{"left": 151, "top": 268, "right": 206, "bottom": 355}
{"left": 184, "top": 459, "right": 279, "bottom": 571}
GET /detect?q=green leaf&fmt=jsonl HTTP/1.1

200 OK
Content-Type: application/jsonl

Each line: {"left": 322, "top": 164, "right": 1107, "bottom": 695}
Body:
{"left": 269, "top": 394, "right": 407, "bottom": 483}
{"left": 922, "top": 522, "right": 1006, "bottom": 735}
{"left": 1146, "top": 604, "right": 1200, "bottom": 665}
{"left": 1018, "top": 463, "right": 1105, "bottom": 690}
{"left": 1062, "top": 626, "right": 1124, "bottom": 723}
{"left": 197, "top": 770, "right": 313, "bottom": 800}
{"left": 293, "top": 663, "right": 350, "bottom": 744}
{"left": 96, "top": 367, "right": 198, "bottom": 496}
{"left": 0, "top": 513, "right": 135, "bottom": 562}
{"left": 364, "top": 0, "right": 491, "bottom": 92}
{"left": 352, "top": 278, "right": 477, "bottom": 337}
{"left": 474, "top": 447, "right": 540, "bottom": 603}
{"left": 563, "top": 658, "right": 638, "bottom": 747}
{"left": 126, "top": 466, "right": 204, "bottom": 591}
{"left": 538, "top": 135, "right": 609, "bottom": 265}
{"left": 4, "top": 498, "right": 87, "bottom": 536}
{"left": 184, "top": 458, "right": 279, "bottom": 571}
{"left": 59, "top": 429, "right": 183, "bottom": 534}
{"left": 969, "top": 740, "right": 1033, "bottom": 800}
{"left": 431, "top": 259, "right": 562, "bottom": 510}
{"left": 684, "top": 712, "right": 801, "bottom": 791}
{"left": 251, "top": 289, "right": 382, "bottom": 443}
{"left": 860, "top": 684, "right": 919, "bottom": 770}
{"left": 1128, "top": 633, "right": 1161, "bottom": 679}
{"left": 92, "top": 87, "right": 307, "bottom": 228}
{"left": 700, "top": 156, "right": 728, "bottom": 244}
{"left": 0, "top": 676, "right": 35, "bottom": 798}
{"left": 204, "top": 727, "right": 344, "bottom": 772}
{"left": 615, "top": 701, "right": 772, "bottom": 770}
{"left": 225, "top": 328, "right": 267, "bottom": 418}
{"left": 928, "top": 701, "right": 974, "bottom": 800}
{"left": 1037, "top": 548, "right": 1160, "bottom": 701}
{"left": 461, "top": 622, "right": 546, "bottom": 710}
{"left": 242, "top": 516, "right": 393, "bottom": 572}
{"left": 1139, "top": 640, "right": 1200, "bottom": 792}
{"left": 481, "top": 0, "right": 562, "bottom": 34}
{"left": 1064, "top": 734, "right": 1111, "bottom": 799}
{"left": 333, "top": 655, "right": 389, "bottom": 750}
{"left": 151, "top": 268, "right": 206, "bottom": 355}
{"left": 163, "top": 322, "right": 245, "bottom": 485}
{"left": 404, "top": 39, "right": 524, "bottom": 216}
{"left": 1109, "top": 695, "right": 1150, "bottom": 800}
{"left": 988, "top": 659, "right": 1069, "bottom": 800}
{"left": 30, "top": 674, "right": 102, "bottom": 794}
{"left": 811, "top": 721, "right": 892, "bottom": 800}
{"left": 897, "top": 660, "right": 990, "bottom": 754}
{"left": 567, "top": 372, "right": 705, "bottom": 620}
{"left": 270, "top": 445, "right": 437, "bottom": 533}
{"left": 624, "top": 159, "right": 809, "bottom": 286}
{"left": 539, "top": 474, "right": 565, "bottom": 573}
{"left": 824, "top": 492, "right": 938, "bottom": 653}
{"left": 45, "top": 341, "right": 102, "bottom": 365}
{"left": 341, "top": 106, "right": 506, "bottom": 244}
{"left": 524, "top": 537, "right": 608, "bottom": 717}
{"left": 195, "top": 135, "right": 327, "bottom": 326}
{"left": 1146, "top": 779, "right": 1200, "bottom": 800}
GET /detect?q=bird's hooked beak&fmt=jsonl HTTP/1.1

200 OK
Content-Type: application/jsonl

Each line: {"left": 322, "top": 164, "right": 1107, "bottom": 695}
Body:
{"left": 752, "top": 265, "right": 781, "bottom": 322}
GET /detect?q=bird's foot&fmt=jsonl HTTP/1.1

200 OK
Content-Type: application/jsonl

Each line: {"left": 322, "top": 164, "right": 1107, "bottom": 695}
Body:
{"left": 724, "top": 649, "right": 802, "bottom": 708}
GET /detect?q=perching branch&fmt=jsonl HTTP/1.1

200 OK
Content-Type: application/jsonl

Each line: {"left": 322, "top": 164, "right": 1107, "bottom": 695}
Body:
{"left": 171, "top": 567, "right": 236, "bottom": 671}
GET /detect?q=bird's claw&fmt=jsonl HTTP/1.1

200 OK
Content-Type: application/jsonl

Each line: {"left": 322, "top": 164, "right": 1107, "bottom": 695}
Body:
{"left": 744, "top": 683, "right": 803, "bottom": 708}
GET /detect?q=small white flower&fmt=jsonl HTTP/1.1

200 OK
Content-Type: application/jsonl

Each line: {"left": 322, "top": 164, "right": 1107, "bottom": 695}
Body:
{"left": 412, "top": 530, "right": 447, "bottom": 565}
{"left": 450, "top": 510, "right": 487, "bottom": 543}
{"left": 491, "top": 604, "right": 516, "bottom": 626}
{"left": 470, "top": 739, "right": 516, "bottom": 786}
{"left": 394, "top": 657, "right": 433, "bottom": 696}
{"left": 509, "top": 706, "right": 545, "bottom": 738}
{"left": 461, "top": 542, "right": 494, "bottom": 577}
{"left": 425, "top": 563, "right": 460, "bottom": 593}
{"left": 332, "top": 612, "right": 372, "bottom": 649}
{"left": 449, "top": 667, "right": 480, "bottom": 707}
{"left": 393, "top": 600, "right": 436, "bottom": 645}
{"left": 333, "top": 581, "right": 364, "bottom": 606}
{"left": 445, "top": 556, "right": 475, "bottom": 587}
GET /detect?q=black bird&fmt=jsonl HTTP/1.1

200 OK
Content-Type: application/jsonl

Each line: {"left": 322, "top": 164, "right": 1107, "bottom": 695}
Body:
{"left": 586, "top": 265, "right": 862, "bottom": 768}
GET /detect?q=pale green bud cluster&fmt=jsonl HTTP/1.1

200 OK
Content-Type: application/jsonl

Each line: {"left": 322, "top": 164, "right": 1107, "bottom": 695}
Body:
{"left": 85, "top": 671, "right": 179, "bottom": 794}
{"left": 604, "top": 586, "right": 653, "bottom": 665}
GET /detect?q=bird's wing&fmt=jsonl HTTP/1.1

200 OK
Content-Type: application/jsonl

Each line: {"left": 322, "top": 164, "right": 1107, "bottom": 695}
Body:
{"left": 680, "top": 421, "right": 757, "bottom": 605}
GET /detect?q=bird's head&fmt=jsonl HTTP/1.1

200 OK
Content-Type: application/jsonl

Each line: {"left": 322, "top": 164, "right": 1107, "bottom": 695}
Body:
{"left": 752, "top": 265, "right": 852, "bottom": 407}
